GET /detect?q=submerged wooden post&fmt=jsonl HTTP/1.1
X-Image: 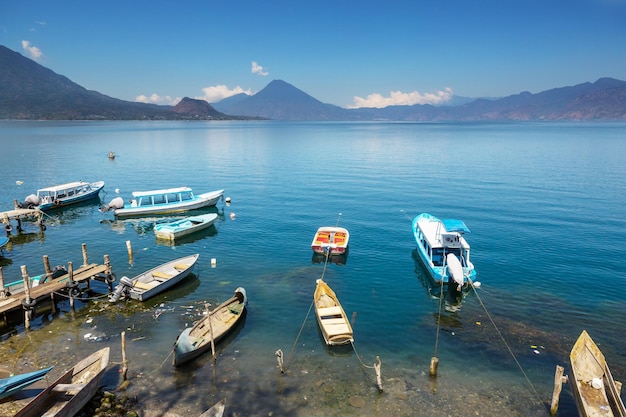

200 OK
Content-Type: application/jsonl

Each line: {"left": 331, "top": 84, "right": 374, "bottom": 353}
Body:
{"left": 430, "top": 356, "right": 439, "bottom": 377}
{"left": 121, "top": 331, "right": 128, "bottom": 381}
{"left": 275, "top": 349, "right": 284, "bottom": 373}
{"left": 81, "top": 243, "right": 88, "bottom": 266}
{"left": 375, "top": 356, "right": 383, "bottom": 393}
{"left": 21, "top": 265, "right": 32, "bottom": 330}
{"left": 550, "top": 365, "right": 566, "bottom": 415}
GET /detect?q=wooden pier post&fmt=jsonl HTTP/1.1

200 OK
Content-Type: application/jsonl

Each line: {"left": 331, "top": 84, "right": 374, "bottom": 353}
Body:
{"left": 21, "top": 265, "right": 32, "bottom": 330}
{"left": 81, "top": 243, "right": 88, "bottom": 266}
{"left": 43, "top": 255, "right": 51, "bottom": 276}
{"left": 67, "top": 261, "right": 75, "bottom": 310}
{"left": 2, "top": 213, "right": 10, "bottom": 233}
{"left": 121, "top": 331, "right": 128, "bottom": 381}
{"left": 550, "top": 365, "right": 567, "bottom": 415}
{"left": 430, "top": 356, "right": 439, "bottom": 377}
{"left": 0, "top": 267, "right": 5, "bottom": 299}
{"left": 103, "top": 254, "right": 113, "bottom": 291}
{"left": 126, "top": 240, "right": 133, "bottom": 262}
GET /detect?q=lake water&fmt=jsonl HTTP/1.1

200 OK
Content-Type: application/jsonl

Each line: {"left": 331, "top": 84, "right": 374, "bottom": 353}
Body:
{"left": 0, "top": 120, "right": 625, "bottom": 416}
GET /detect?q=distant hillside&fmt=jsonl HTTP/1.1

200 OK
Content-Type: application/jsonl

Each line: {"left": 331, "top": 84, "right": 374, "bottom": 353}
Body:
{"left": 0, "top": 45, "right": 238, "bottom": 120}
{"left": 213, "top": 78, "right": 626, "bottom": 121}
{"left": 1, "top": 44, "right": 625, "bottom": 121}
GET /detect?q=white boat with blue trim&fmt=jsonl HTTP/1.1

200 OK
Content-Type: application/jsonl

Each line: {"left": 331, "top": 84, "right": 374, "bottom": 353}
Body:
{"left": 19, "top": 181, "right": 105, "bottom": 211}
{"left": 412, "top": 213, "right": 476, "bottom": 286}
{"left": 108, "top": 254, "right": 199, "bottom": 302}
{"left": 154, "top": 213, "right": 218, "bottom": 240}
{"left": 100, "top": 187, "right": 223, "bottom": 218}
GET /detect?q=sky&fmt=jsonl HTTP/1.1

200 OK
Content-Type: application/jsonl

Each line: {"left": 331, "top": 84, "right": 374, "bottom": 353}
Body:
{"left": 1, "top": 0, "right": 626, "bottom": 108}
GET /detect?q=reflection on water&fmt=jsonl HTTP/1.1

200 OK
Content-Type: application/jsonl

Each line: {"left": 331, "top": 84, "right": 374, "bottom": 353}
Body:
{"left": 311, "top": 249, "right": 348, "bottom": 266}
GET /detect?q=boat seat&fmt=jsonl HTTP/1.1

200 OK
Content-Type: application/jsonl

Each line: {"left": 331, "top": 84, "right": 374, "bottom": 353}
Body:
{"left": 326, "top": 323, "right": 351, "bottom": 335}
{"left": 321, "top": 318, "right": 346, "bottom": 325}
{"left": 318, "top": 306, "right": 342, "bottom": 317}
{"left": 173, "top": 264, "right": 189, "bottom": 271}
{"left": 152, "top": 271, "right": 173, "bottom": 279}
{"left": 134, "top": 280, "right": 158, "bottom": 290}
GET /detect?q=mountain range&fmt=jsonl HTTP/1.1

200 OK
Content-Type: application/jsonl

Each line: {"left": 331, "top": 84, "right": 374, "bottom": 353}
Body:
{"left": 1, "top": 44, "right": 625, "bottom": 121}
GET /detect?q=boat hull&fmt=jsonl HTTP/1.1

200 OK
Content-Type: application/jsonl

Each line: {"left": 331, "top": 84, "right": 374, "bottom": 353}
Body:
{"left": 0, "top": 367, "right": 53, "bottom": 400}
{"left": 311, "top": 226, "right": 350, "bottom": 255}
{"left": 569, "top": 330, "right": 626, "bottom": 417}
{"left": 127, "top": 254, "right": 199, "bottom": 301}
{"left": 114, "top": 190, "right": 223, "bottom": 218}
{"left": 412, "top": 213, "right": 476, "bottom": 284}
{"left": 36, "top": 181, "right": 105, "bottom": 211}
{"left": 154, "top": 213, "right": 218, "bottom": 240}
{"left": 173, "top": 288, "right": 247, "bottom": 366}
{"left": 314, "top": 279, "right": 353, "bottom": 346}
{"left": 14, "top": 347, "right": 109, "bottom": 417}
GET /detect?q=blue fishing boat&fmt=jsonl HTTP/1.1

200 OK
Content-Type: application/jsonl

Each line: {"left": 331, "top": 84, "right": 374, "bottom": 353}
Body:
{"left": 412, "top": 213, "right": 477, "bottom": 286}
{"left": 19, "top": 181, "right": 105, "bottom": 211}
{"left": 100, "top": 187, "right": 223, "bottom": 218}
{"left": 154, "top": 213, "right": 218, "bottom": 240}
{"left": 0, "top": 366, "right": 53, "bottom": 400}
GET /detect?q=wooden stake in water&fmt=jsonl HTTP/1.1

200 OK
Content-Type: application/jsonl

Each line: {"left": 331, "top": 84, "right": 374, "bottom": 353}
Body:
{"left": 121, "top": 331, "right": 128, "bottom": 381}
{"left": 276, "top": 349, "right": 284, "bottom": 373}
{"left": 549, "top": 365, "right": 566, "bottom": 415}
{"left": 374, "top": 356, "right": 383, "bottom": 393}
{"left": 429, "top": 356, "right": 439, "bottom": 377}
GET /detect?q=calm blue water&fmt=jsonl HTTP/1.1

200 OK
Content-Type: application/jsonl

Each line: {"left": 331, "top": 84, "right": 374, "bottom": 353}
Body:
{"left": 1, "top": 120, "right": 625, "bottom": 416}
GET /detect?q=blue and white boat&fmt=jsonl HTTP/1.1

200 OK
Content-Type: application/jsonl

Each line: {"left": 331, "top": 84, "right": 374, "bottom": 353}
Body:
{"left": 100, "top": 187, "right": 223, "bottom": 218}
{"left": 20, "top": 181, "right": 105, "bottom": 211}
{"left": 412, "top": 213, "right": 476, "bottom": 286}
{"left": 154, "top": 213, "right": 218, "bottom": 240}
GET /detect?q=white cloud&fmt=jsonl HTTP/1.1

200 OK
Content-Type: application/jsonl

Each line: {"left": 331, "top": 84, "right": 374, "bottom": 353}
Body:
{"left": 251, "top": 61, "right": 269, "bottom": 77}
{"left": 21, "top": 40, "right": 43, "bottom": 61}
{"left": 196, "top": 85, "right": 252, "bottom": 103}
{"left": 349, "top": 87, "right": 454, "bottom": 109}
{"left": 135, "top": 93, "right": 181, "bottom": 105}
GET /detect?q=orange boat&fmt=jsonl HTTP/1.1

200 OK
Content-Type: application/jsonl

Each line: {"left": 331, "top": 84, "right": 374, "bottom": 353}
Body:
{"left": 311, "top": 226, "right": 349, "bottom": 255}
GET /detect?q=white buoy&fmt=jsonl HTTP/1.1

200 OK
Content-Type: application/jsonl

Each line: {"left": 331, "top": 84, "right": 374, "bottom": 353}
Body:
{"left": 115, "top": 188, "right": 120, "bottom": 194}
{"left": 473, "top": 281, "right": 481, "bottom": 288}
{"left": 16, "top": 180, "right": 24, "bottom": 185}
{"left": 211, "top": 258, "right": 217, "bottom": 268}
{"left": 225, "top": 196, "right": 231, "bottom": 204}
{"left": 229, "top": 212, "right": 236, "bottom": 220}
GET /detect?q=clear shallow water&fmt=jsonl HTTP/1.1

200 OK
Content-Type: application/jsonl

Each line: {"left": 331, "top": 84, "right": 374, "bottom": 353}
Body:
{"left": 0, "top": 121, "right": 625, "bottom": 416}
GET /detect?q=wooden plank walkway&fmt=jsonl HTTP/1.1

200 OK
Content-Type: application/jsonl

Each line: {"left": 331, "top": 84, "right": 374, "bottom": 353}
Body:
{"left": 0, "top": 263, "right": 110, "bottom": 315}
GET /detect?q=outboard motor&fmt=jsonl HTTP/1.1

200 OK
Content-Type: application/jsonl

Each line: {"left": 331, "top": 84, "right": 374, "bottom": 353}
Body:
{"left": 18, "top": 194, "right": 40, "bottom": 209}
{"left": 99, "top": 196, "right": 124, "bottom": 213}
{"left": 108, "top": 276, "right": 134, "bottom": 302}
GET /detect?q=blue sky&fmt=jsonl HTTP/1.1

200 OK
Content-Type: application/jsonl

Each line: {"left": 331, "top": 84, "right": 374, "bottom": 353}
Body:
{"left": 2, "top": 0, "right": 626, "bottom": 108}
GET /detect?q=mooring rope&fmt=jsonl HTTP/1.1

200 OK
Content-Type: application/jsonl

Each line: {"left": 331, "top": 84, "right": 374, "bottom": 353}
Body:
{"left": 350, "top": 340, "right": 374, "bottom": 369}
{"left": 285, "top": 298, "right": 314, "bottom": 370}
{"left": 469, "top": 280, "right": 543, "bottom": 403}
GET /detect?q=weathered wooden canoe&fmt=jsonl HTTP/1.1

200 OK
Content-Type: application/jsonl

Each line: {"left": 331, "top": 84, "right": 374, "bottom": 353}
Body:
{"left": 109, "top": 254, "right": 199, "bottom": 302}
{"left": 14, "top": 347, "right": 109, "bottom": 417}
{"left": 0, "top": 367, "right": 53, "bottom": 400}
{"left": 173, "top": 288, "right": 247, "bottom": 366}
{"left": 199, "top": 398, "right": 226, "bottom": 417}
{"left": 314, "top": 278, "right": 353, "bottom": 346}
{"left": 154, "top": 213, "right": 218, "bottom": 240}
{"left": 570, "top": 330, "right": 626, "bottom": 417}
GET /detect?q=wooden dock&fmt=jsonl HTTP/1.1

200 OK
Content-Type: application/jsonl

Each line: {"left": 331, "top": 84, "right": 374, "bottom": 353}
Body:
{"left": 0, "top": 244, "right": 114, "bottom": 328}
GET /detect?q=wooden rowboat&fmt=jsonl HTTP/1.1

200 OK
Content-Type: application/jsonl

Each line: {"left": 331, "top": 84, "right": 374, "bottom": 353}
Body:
{"left": 14, "top": 347, "right": 109, "bottom": 417}
{"left": 570, "top": 330, "right": 626, "bottom": 417}
{"left": 173, "top": 288, "right": 247, "bottom": 367}
{"left": 314, "top": 278, "right": 353, "bottom": 346}
{"left": 109, "top": 254, "right": 199, "bottom": 302}
{"left": 199, "top": 398, "right": 226, "bottom": 417}
{"left": 0, "top": 367, "right": 53, "bottom": 400}
{"left": 154, "top": 213, "right": 218, "bottom": 240}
